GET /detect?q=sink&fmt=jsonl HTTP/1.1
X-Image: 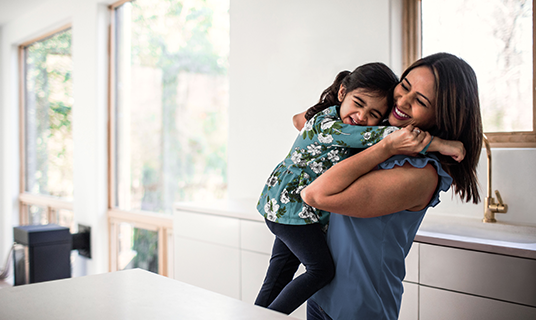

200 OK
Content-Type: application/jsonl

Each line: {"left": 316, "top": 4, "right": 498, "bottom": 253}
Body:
{"left": 418, "top": 214, "right": 536, "bottom": 245}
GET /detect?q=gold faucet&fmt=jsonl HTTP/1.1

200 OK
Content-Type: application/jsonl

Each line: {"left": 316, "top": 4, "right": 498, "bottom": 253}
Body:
{"left": 482, "top": 134, "right": 508, "bottom": 223}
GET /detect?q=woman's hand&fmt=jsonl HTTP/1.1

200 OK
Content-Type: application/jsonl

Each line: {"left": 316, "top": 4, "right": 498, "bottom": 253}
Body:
{"left": 382, "top": 125, "right": 432, "bottom": 156}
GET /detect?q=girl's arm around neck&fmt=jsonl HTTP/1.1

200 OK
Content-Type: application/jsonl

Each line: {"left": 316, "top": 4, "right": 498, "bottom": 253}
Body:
{"left": 301, "top": 134, "right": 439, "bottom": 218}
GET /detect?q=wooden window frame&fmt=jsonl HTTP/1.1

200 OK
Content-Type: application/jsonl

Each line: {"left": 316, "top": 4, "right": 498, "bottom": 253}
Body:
{"left": 107, "top": 0, "right": 174, "bottom": 277}
{"left": 403, "top": 0, "right": 536, "bottom": 148}
{"left": 18, "top": 24, "right": 74, "bottom": 225}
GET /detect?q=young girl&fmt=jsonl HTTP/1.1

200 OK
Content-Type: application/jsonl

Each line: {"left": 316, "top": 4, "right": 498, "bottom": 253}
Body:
{"left": 254, "top": 63, "right": 463, "bottom": 315}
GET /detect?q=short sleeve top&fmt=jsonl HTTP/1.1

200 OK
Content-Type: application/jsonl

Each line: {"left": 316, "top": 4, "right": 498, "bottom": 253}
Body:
{"left": 310, "top": 154, "right": 453, "bottom": 320}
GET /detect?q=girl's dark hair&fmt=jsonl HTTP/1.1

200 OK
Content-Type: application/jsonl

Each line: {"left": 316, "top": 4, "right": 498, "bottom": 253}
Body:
{"left": 403, "top": 52, "right": 483, "bottom": 204}
{"left": 304, "top": 62, "right": 399, "bottom": 120}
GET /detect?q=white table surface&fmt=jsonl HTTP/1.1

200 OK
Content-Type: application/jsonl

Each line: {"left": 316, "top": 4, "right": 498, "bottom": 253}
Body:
{"left": 0, "top": 269, "right": 299, "bottom": 320}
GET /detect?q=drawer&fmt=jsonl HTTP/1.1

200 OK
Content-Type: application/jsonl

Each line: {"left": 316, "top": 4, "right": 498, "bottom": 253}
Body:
{"left": 420, "top": 243, "right": 536, "bottom": 307}
{"left": 404, "top": 243, "right": 419, "bottom": 283}
{"left": 240, "top": 219, "right": 275, "bottom": 254}
{"left": 174, "top": 210, "right": 239, "bottom": 247}
{"left": 420, "top": 285, "right": 536, "bottom": 320}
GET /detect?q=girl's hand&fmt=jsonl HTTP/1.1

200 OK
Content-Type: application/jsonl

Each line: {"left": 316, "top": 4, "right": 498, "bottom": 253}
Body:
{"left": 429, "top": 138, "right": 466, "bottom": 162}
{"left": 383, "top": 125, "right": 432, "bottom": 156}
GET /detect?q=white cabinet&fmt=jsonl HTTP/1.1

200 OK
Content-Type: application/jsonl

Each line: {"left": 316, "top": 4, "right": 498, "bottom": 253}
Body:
{"left": 174, "top": 211, "right": 241, "bottom": 299}
{"left": 174, "top": 205, "right": 307, "bottom": 319}
{"left": 399, "top": 242, "right": 536, "bottom": 319}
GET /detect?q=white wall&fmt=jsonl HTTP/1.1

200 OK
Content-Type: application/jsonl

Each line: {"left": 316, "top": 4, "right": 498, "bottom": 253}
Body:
{"left": 0, "top": 0, "right": 534, "bottom": 277}
{"left": 0, "top": 0, "right": 116, "bottom": 275}
{"left": 229, "top": 0, "right": 395, "bottom": 199}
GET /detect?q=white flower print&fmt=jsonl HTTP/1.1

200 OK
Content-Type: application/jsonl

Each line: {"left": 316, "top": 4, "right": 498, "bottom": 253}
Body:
{"left": 298, "top": 204, "right": 318, "bottom": 223}
{"left": 301, "top": 119, "right": 314, "bottom": 133}
{"left": 382, "top": 127, "right": 400, "bottom": 139}
{"left": 291, "top": 151, "right": 303, "bottom": 165}
{"left": 310, "top": 161, "right": 324, "bottom": 174}
{"left": 266, "top": 175, "right": 278, "bottom": 187}
{"left": 363, "top": 132, "right": 372, "bottom": 140}
{"left": 323, "top": 109, "right": 331, "bottom": 115}
{"left": 318, "top": 133, "right": 333, "bottom": 144}
{"left": 320, "top": 119, "right": 336, "bottom": 131}
{"left": 264, "top": 198, "right": 279, "bottom": 221}
{"left": 307, "top": 143, "right": 322, "bottom": 156}
{"left": 280, "top": 189, "right": 290, "bottom": 204}
{"left": 327, "top": 150, "right": 340, "bottom": 163}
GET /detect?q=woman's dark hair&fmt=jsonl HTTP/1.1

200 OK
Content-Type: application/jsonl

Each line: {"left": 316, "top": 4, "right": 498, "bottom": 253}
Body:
{"left": 304, "top": 62, "right": 399, "bottom": 120}
{"left": 403, "top": 52, "right": 483, "bottom": 204}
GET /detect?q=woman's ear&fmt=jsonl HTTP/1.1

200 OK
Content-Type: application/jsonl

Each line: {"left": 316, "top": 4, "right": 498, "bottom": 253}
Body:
{"left": 338, "top": 85, "right": 346, "bottom": 103}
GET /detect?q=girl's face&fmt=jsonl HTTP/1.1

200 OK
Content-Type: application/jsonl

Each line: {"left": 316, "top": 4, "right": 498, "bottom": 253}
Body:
{"left": 338, "top": 87, "right": 389, "bottom": 126}
{"left": 389, "top": 66, "right": 437, "bottom": 130}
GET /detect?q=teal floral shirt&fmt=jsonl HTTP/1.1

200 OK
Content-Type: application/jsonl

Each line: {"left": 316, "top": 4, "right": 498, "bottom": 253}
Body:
{"left": 257, "top": 106, "right": 400, "bottom": 226}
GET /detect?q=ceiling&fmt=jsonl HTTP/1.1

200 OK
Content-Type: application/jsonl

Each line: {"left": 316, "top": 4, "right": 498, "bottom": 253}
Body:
{"left": 0, "top": 0, "right": 48, "bottom": 26}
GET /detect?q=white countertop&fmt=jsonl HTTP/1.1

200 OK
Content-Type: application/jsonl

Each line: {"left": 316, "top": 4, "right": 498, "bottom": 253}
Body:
{"left": 0, "top": 269, "right": 299, "bottom": 320}
{"left": 175, "top": 199, "right": 536, "bottom": 260}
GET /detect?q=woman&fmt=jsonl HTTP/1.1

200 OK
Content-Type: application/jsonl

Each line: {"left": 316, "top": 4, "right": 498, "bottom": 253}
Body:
{"left": 300, "top": 52, "right": 483, "bottom": 319}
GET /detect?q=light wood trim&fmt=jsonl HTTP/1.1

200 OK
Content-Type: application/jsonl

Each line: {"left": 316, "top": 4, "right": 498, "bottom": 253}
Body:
{"left": 109, "top": 0, "right": 132, "bottom": 10}
{"left": 19, "top": 36, "right": 26, "bottom": 225}
{"left": 108, "top": 208, "right": 173, "bottom": 276}
{"left": 404, "top": 0, "right": 536, "bottom": 148}
{"left": 108, "top": 209, "right": 173, "bottom": 228}
{"left": 108, "top": 13, "right": 116, "bottom": 210}
{"left": 19, "top": 193, "right": 74, "bottom": 211}
{"left": 19, "top": 23, "right": 72, "bottom": 48}
{"left": 402, "top": 0, "right": 421, "bottom": 70}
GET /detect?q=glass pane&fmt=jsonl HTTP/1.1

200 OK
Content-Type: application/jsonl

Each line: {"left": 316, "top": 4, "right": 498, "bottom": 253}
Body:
{"left": 117, "top": 222, "right": 158, "bottom": 273}
{"left": 114, "top": 0, "right": 229, "bottom": 213}
{"left": 421, "top": 0, "right": 532, "bottom": 132}
{"left": 57, "top": 209, "right": 75, "bottom": 231}
{"left": 24, "top": 28, "right": 74, "bottom": 198}
{"left": 28, "top": 205, "right": 47, "bottom": 225}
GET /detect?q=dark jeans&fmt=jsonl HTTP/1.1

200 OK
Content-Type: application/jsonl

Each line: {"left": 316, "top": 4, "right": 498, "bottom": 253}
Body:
{"left": 254, "top": 219, "right": 335, "bottom": 315}
{"left": 307, "top": 299, "right": 334, "bottom": 320}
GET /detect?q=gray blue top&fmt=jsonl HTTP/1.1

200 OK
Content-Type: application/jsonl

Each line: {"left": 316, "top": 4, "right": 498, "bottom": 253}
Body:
{"left": 256, "top": 106, "right": 400, "bottom": 226}
{"left": 310, "top": 154, "right": 452, "bottom": 319}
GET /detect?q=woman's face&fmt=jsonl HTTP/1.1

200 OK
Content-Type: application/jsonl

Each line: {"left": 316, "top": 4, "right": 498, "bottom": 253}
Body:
{"left": 389, "top": 66, "right": 437, "bottom": 130}
{"left": 338, "top": 87, "right": 389, "bottom": 126}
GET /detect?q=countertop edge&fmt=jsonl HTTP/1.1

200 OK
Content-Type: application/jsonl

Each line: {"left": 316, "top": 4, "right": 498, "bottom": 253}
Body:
{"left": 174, "top": 201, "right": 536, "bottom": 260}
{"left": 414, "top": 234, "right": 536, "bottom": 260}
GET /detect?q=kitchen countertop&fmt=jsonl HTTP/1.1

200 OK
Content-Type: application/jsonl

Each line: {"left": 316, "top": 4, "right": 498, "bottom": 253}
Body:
{"left": 0, "top": 269, "right": 299, "bottom": 320}
{"left": 175, "top": 199, "right": 536, "bottom": 260}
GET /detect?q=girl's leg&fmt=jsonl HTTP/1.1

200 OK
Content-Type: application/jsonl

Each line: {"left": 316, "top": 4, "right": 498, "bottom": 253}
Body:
{"left": 266, "top": 221, "right": 335, "bottom": 315}
{"left": 254, "top": 234, "right": 301, "bottom": 308}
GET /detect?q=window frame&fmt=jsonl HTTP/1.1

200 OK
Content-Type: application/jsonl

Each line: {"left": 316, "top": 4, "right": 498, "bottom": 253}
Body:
{"left": 18, "top": 24, "right": 74, "bottom": 226}
{"left": 107, "top": 0, "right": 174, "bottom": 277}
{"left": 403, "top": 0, "right": 536, "bottom": 147}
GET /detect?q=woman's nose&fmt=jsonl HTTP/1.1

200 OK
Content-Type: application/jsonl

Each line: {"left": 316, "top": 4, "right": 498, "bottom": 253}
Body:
{"left": 397, "top": 92, "right": 411, "bottom": 109}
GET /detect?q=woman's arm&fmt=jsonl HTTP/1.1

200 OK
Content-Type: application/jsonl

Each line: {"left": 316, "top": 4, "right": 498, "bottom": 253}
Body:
{"left": 301, "top": 126, "right": 439, "bottom": 218}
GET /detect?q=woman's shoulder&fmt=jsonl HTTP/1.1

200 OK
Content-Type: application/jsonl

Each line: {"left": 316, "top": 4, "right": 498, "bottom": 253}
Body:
{"left": 379, "top": 154, "right": 453, "bottom": 208}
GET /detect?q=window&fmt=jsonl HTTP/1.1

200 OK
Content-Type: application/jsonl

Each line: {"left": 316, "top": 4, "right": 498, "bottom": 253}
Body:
{"left": 109, "top": 0, "right": 229, "bottom": 275}
{"left": 404, "top": 0, "right": 535, "bottom": 146}
{"left": 19, "top": 26, "right": 75, "bottom": 229}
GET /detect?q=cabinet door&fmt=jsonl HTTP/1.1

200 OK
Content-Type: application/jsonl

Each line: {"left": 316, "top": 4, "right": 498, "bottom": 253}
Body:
{"left": 399, "top": 282, "right": 418, "bottom": 320}
{"left": 240, "top": 220, "right": 275, "bottom": 255}
{"left": 175, "top": 210, "right": 239, "bottom": 247}
{"left": 420, "top": 243, "right": 536, "bottom": 307}
{"left": 241, "top": 250, "right": 271, "bottom": 304}
{"left": 175, "top": 237, "right": 240, "bottom": 299}
{"left": 420, "top": 286, "right": 536, "bottom": 320}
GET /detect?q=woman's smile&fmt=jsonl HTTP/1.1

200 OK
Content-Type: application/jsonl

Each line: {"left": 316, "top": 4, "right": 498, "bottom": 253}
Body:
{"left": 392, "top": 106, "right": 410, "bottom": 120}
